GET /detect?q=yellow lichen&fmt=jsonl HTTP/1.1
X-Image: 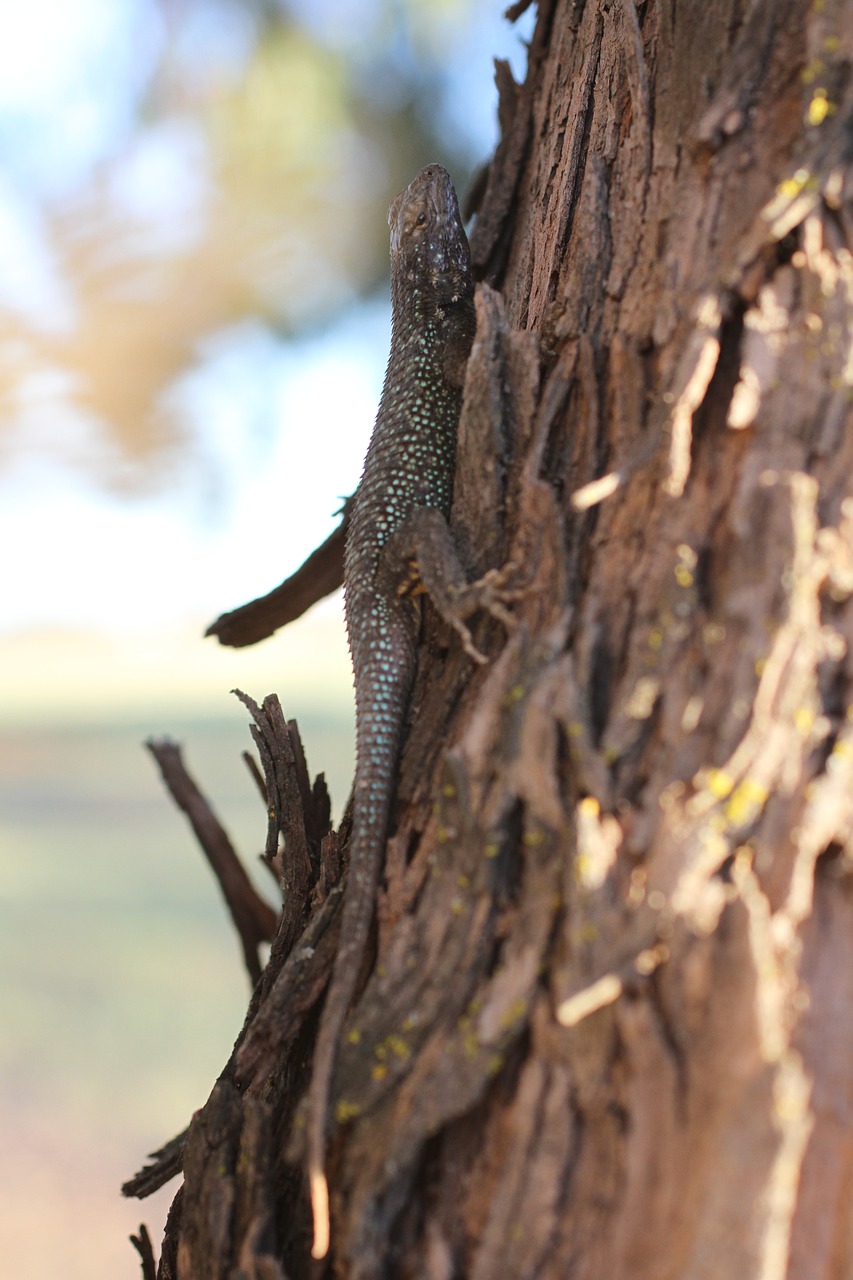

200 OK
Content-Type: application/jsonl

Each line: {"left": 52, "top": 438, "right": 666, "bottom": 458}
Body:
{"left": 500, "top": 999, "right": 529, "bottom": 1030}
{"left": 386, "top": 1035, "right": 410, "bottom": 1060}
{"left": 725, "top": 778, "right": 769, "bottom": 826}
{"left": 778, "top": 168, "right": 812, "bottom": 198}
{"left": 794, "top": 705, "right": 815, "bottom": 736}
{"left": 800, "top": 57, "right": 824, "bottom": 85}
{"left": 523, "top": 829, "right": 546, "bottom": 847}
{"left": 704, "top": 767, "right": 735, "bottom": 799}
{"left": 806, "top": 89, "right": 833, "bottom": 126}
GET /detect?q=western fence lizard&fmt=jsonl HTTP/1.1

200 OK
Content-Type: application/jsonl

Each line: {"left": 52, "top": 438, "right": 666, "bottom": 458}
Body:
{"left": 307, "top": 163, "right": 513, "bottom": 1257}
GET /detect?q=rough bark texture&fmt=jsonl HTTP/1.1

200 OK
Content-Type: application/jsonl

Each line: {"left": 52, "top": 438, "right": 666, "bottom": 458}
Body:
{"left": 129, "top": 1, "right": 853, "bottom": 1276}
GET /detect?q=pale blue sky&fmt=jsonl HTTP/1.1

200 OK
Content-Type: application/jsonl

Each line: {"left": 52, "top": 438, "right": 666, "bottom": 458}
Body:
{"left": 0, "top": 0, "right": 533, "bottom": 715}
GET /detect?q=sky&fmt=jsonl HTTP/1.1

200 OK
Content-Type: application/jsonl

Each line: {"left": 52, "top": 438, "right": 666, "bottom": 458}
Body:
{"left": 0, "top": 0, "right": 534, "bottom": 720}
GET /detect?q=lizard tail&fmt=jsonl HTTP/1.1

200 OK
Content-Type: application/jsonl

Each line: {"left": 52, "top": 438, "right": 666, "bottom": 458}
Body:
{"left": 307, "top": 722, "right": 402, "bottom": 1257}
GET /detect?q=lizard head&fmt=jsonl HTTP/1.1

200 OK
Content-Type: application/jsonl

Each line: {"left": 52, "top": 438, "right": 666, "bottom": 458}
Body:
{"left": 388, "top": 164, "right": 473, "bottom": 310}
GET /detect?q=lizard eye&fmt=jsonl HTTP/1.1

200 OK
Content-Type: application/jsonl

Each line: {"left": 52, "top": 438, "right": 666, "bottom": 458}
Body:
{"left": 416, "top": 212, "right": 426, "bottom": 225}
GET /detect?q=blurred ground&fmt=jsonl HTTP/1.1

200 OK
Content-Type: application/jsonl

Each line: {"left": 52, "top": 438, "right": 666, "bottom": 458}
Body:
{"left": 0, "top": 690, "right": 353, "bottom": 1279}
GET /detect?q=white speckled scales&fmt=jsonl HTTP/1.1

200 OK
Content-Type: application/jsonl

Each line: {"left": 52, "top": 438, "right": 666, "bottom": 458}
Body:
{"left": 307, "top": 164, "right": 476, "bottom": 1259}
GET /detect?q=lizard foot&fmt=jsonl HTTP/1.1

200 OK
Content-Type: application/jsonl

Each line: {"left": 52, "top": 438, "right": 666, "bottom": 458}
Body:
{"left": 447, "top": 561, "right": 524, "bottom": 663}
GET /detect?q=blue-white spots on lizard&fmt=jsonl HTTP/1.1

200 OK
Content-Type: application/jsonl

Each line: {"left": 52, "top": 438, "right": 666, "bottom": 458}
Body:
{"left": 307, "top": 164, "right": 475, "bottom": 1259}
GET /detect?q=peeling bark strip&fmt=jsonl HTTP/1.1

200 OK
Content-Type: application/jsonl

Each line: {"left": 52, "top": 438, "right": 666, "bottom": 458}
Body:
{"left": 130, "top": 1, "right": 853, "bottom": 1276}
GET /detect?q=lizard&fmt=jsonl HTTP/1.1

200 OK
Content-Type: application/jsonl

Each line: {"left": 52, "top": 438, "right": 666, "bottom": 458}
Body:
{"left": 307, "top": 163, "right": 514, "bottom": 1259}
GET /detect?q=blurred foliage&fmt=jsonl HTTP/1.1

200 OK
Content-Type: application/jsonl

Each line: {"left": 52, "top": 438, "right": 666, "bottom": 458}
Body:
{"left": 0, "top": 0, "right": 510, "bottom": 490}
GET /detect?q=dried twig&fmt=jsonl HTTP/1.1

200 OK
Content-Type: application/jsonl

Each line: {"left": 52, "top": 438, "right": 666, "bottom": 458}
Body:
{"left": 146, "top": 738, "right": 277, "bottom": 986}
{"left": 129, "top": 1223, "right": 156, "bottom": 1280}
{"left": 205, "top": 498, "right": 352, "bottom": 648}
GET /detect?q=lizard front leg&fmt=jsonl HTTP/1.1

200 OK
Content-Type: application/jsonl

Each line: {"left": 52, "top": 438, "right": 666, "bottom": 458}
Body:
{"left": 378, "top": 507, "right": 519, "bottom": 663}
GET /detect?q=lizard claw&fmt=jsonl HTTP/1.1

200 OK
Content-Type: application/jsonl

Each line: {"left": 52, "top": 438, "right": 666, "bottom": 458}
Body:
{"left": 470, "top": 563, "right": 524, "bottom": 630}
{"left": 452, "top": 620, "right": 489, "bottom": 664}
{"left": 448, "top": 561, "right": 524, "bottom": 662}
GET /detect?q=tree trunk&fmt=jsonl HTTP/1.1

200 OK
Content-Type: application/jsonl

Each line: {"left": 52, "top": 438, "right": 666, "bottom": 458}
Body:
{"left": 129, "top": 1, "right": 853, "bottom": 1276}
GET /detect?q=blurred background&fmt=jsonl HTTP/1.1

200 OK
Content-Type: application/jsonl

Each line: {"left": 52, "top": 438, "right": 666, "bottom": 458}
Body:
{"left": 0, "top": 0, "right": 532, "bottom": 1275}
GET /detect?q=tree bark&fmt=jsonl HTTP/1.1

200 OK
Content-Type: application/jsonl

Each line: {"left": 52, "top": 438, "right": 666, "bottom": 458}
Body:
{"left": 129, "top": 1, "right": 853, "bottom": 1276}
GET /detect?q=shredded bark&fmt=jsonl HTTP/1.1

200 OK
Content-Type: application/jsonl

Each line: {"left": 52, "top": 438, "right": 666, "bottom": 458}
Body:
{"left": 127, "top": 2, "right": 853, "bottom": 1275}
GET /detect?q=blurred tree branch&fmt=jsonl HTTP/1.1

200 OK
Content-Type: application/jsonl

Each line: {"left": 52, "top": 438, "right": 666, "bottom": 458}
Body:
{"left": 1, "top": 0, "right": 494, "bottom": 490}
